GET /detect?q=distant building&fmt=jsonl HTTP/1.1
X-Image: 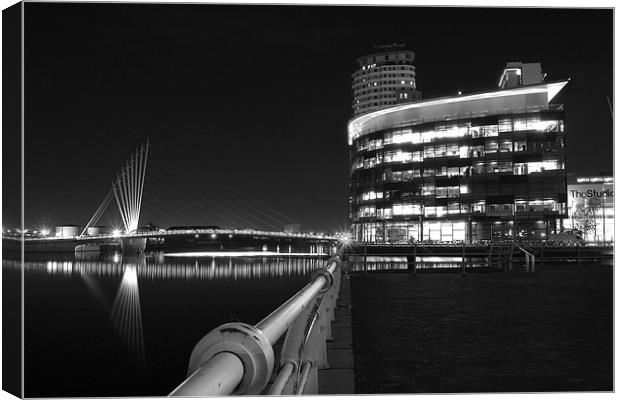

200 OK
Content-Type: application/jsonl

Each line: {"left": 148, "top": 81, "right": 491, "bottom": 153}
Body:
{"left": 55, "top": 225, "right": 81, "bottom": 237}
{"left": 565, "top": 173, "right": 614, "bottom": 243}
{"left": 351, "top": 44, "right": 422, "bottom": 117}
{"left": 348, "top": 60, "right": 569, "bottom": 243}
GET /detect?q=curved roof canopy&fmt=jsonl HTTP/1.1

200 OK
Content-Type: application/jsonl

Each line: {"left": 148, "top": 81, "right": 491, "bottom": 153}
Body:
{"left": 347, "top": 80, "right": 569, "bottom": 145}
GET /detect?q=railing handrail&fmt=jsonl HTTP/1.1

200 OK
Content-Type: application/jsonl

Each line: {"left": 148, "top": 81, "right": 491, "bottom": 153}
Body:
{"left": 169, "top": 246, "right": 345, "bottom": 396}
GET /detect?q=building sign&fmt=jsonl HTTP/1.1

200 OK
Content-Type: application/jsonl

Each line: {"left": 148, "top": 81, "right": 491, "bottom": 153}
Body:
{"left": 566, "top": 180, "right": 614, "bottom": 243}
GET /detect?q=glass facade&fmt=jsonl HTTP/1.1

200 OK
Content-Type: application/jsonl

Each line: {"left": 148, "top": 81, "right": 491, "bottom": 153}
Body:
{"left": 349, "top": 108, "right": 568, "bottom": 243}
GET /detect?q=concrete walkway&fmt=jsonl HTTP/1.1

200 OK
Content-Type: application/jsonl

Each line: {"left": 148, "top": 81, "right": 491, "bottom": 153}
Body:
{"left": 318, "top": 267, "right": 355, "bottom": 394}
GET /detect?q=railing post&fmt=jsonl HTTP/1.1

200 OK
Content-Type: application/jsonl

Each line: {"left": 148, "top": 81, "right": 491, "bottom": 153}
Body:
{"left": 524, "top": 251, "right": 529, "bottom": 272}
{"left": 461, "top": 242, "right": 466, "bottom": 274}
{"left": 363, "top": 244, "right": 367, "bottom": 272}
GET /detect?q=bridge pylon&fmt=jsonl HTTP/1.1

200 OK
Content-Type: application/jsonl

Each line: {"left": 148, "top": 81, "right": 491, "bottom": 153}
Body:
{"left": 80, "top": 140, "right": 150, "bottom": 237}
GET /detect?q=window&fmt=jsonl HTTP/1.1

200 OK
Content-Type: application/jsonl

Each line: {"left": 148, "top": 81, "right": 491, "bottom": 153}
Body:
{"left": 393, "top": 203, "right": 421, "bottom": 216}
{"left": 447, "top": 167, "right": 460, "bottom": 177}
{"left": 513, "top": 118, "right": 527, "bottom": 131}
{"left": 472, "top": 202, "right": 485, "bottom": 213}
{"left": 513, "top": 163, "right": 526, "bottom": 175}
{"left": 362, "top": 191, "right": 383, "bottom": 201}
{"left": 470, "top": 146, "right": 484, "bottom": 158}
{"left": 470, "top": 126, "right": 483, "bottom": 138}
{"left": 483, "top": 125, "right": 499, "bottom": 137}
{"left": 435, "top": 166, "right": 447, "bottom": 177}
{"left": 446, "top": 186, "right": 460, "bottom": 197}
{"left": 486, "top": 162, "right": 499, "bottom": 174}
{"left": 514, "top": 141, "right": 527, "bottom": 152}
{"left": 459, "top": 145, "right": 470, "bottom": 158}
{"left": 485, "top": 140, "right": 498, "bottom": 153}
{"left": 499, "top": 161, "right": 513, "bottom": 173}
{"left": 422, "top": 186, "right": 436, "bottom": 196}
{"left": 448, "top": 203, "right": 461, "bottom": 214}
{"left": 385, "top": 150, "right": 414, "bottom": 163}
{"left": 500, "top": 140, "right": 512, "bottom": 152}
{"left": 498, "top": 118, "right": 512, "bottom": 132}
{"left": 526, "top": 114, "right": 540, "bottom": 130}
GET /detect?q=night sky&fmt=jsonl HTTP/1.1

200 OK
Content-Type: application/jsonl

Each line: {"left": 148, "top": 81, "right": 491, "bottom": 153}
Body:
{"left": 4, "top": 4, "right": 613, "bottom": 232}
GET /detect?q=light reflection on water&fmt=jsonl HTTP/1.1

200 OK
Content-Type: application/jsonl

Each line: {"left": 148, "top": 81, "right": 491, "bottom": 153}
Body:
{"left": 347, "top": 256, "right": 488, "bottom": 272}
{"left": 5, "top": 251, "right": 326, "bottom": 280}
{"left": 110, "top": 265, "right": 145, "bottom": 366}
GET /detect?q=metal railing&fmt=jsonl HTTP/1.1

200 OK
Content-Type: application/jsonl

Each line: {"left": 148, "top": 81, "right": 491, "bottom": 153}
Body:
{"left": 169, "top": 247, "right": 345, "bottom": 396}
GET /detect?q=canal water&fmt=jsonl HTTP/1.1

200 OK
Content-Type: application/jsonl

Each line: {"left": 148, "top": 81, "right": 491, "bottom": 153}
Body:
{"left": 3, "top": 251, "right": 326, "bottom": 397}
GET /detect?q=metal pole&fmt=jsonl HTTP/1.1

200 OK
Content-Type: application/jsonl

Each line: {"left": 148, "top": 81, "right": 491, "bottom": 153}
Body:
{"left": 461, "top": 242, "right": 466, "bottom": 274}
{"left": 169, "top": 352, "right": 244, "bottom": 396}
{"left": 266, "top": 362, "right": 295, "bottom": 395}
{"left": 256, "top": 257, "right": 339, "bottom": 345}
{"left": 412, "top": 243, "right": 417, "bottom": 274}
{"left": 295, "top": 361, "right": 313, "bottom": 395}
{"left": 363, "top": 244, "right": 367, "bottom": 272}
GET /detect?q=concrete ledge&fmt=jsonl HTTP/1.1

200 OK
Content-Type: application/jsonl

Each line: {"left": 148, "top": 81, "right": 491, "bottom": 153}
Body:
{"left": 318, "top": 269, "right": 355, "bottom": 394}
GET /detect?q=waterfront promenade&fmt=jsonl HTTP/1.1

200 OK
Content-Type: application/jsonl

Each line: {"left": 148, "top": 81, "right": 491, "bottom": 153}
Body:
{"left": 348, "top": 263, "right": 613, "bottom": 393}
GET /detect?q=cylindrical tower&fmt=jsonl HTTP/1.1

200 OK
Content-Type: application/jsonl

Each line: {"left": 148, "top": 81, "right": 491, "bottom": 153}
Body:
{"left": 351, "top": 46, "right": 422, "bottom": 117}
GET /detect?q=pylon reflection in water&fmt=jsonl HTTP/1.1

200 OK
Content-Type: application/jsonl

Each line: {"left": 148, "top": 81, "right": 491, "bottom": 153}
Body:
{"left": 110, "top": 258, "right": 146, "bottom": 366}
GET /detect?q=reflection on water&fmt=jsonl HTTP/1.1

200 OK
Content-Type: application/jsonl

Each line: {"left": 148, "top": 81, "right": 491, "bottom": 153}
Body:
{"left": 347, "top": 256, "right": 488, "bottom": 272}
{"left": 110, "top": 264, "right": 145, "bottom": 366}
{"left": 4, "top": 251, "right": 325, "bottom": 280}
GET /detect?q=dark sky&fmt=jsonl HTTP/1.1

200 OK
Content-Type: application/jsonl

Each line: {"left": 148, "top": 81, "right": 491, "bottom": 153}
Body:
{"left": 5, "top": 3, "right": 614, "bottom": 231}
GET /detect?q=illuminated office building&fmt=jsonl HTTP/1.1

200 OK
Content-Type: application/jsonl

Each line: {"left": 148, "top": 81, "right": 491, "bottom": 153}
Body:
{"left": 351, "top": 45, "right": 422, "bottom": 116}
{"left": 565, "top": 173, "right": 614, "bottom": 243}
{"left": 348, "top": 62, "right": 569, "bottom": 243}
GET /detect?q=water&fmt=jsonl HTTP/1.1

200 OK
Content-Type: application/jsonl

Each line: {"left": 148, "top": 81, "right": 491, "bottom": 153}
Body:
{"left": 3, "top": 251, "right": 326, "bottom": 397}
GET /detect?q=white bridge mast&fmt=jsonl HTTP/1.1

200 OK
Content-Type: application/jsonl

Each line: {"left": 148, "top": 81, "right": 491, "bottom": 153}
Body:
{"left": 80, "top": 140, "right": 149, "bottom": 236}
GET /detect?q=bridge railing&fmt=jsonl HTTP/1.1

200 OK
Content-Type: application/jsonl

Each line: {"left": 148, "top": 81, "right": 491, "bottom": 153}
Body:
{"left": 23, "top": 228, "right": 338, "bottom": 242}
{"left": 168, "top": 246, "right": 345, "bottom": 396}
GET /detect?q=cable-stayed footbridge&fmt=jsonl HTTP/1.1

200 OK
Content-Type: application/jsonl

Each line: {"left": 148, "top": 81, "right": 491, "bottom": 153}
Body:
{"left": 14, "top": 140, "right": 338, "bottom": 254}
